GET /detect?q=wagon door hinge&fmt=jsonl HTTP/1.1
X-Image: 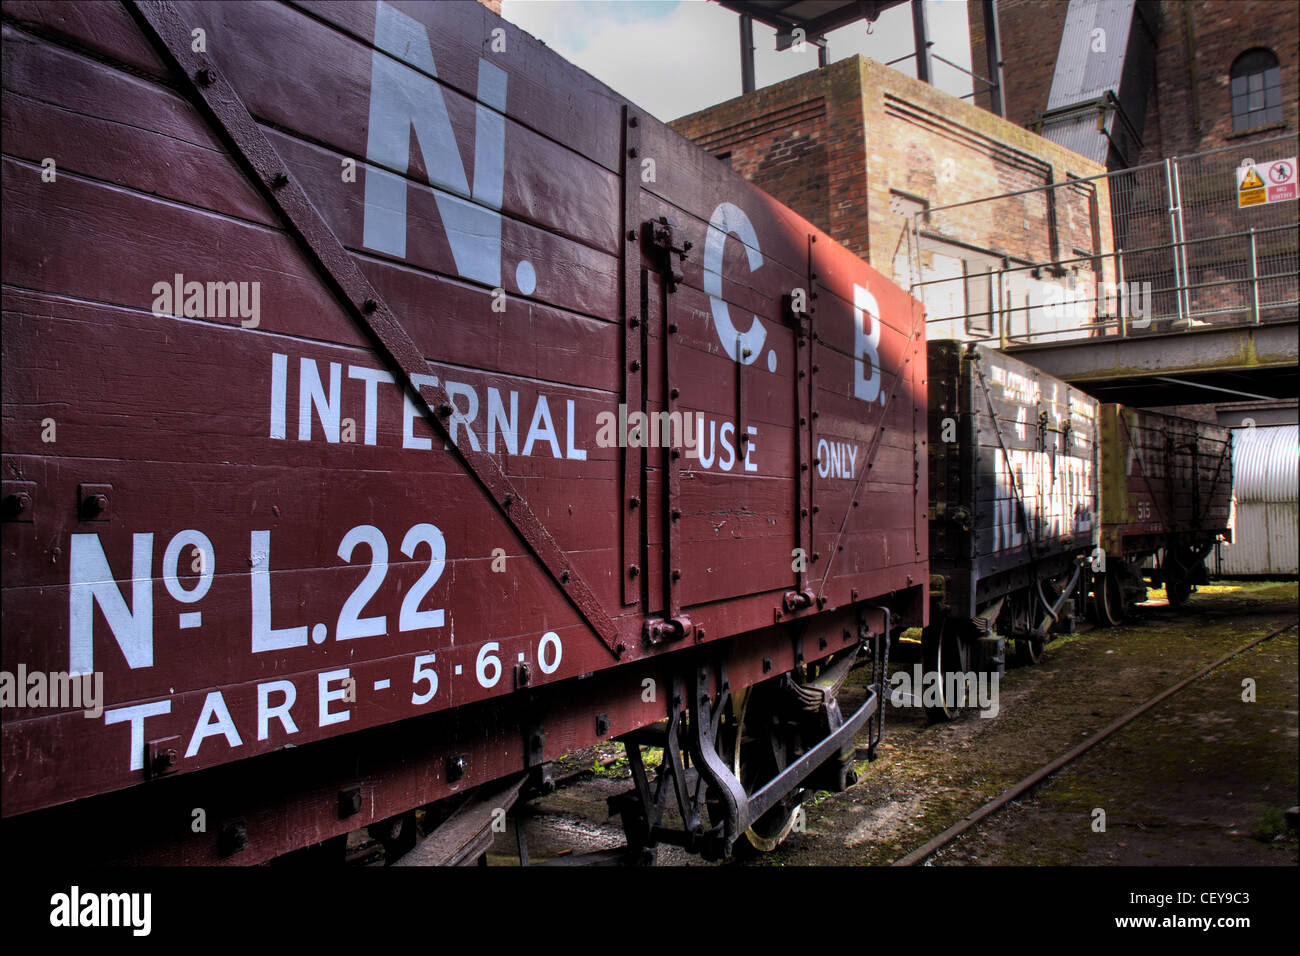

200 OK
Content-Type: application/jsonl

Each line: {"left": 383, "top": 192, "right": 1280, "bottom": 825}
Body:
{"left": 643, "top": 216, "right": 690, "bottom": 293}
{"left": 644, "top": 615, "right": 698, "bottom": 647}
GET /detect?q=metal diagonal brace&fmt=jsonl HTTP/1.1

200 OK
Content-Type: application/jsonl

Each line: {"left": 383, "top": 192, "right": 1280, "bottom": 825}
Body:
{"left": 128, "top": 1, "right": 619, "bottom": 653}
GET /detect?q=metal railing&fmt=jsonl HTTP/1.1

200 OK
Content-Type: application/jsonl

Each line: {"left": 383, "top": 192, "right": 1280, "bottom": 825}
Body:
{"left": 902, "top": 133, "right": 1299, "bottom": 348}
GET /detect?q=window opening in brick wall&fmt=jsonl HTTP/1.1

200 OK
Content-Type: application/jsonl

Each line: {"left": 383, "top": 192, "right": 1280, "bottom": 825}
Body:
{"left": 1231, "top": 49, "right": 1283, "bottom": 133}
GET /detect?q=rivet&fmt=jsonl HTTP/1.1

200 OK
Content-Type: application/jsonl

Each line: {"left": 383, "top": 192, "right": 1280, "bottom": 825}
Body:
{"left": 195, "top": 67, "right": 213, "bottom": 86}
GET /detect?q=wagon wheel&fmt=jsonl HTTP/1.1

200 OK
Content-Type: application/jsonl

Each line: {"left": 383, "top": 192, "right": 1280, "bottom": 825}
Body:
{"left": 717, "top": 680, "right": 803, "bottom": 854}
{"left": 1163, "top": 547, "right": 1197, "bottom": 610}
{"left": 1166, "top": 575, "right": 1193, "bottom": 610}
{"left": 1014, "top": 634, "right": 1046, "bottom": 666}
{"left": 921, "top": 616, "right": 972, "bottom": 722}
{"left": 1093, "top": 572, "right": 1126, "bottom": 627}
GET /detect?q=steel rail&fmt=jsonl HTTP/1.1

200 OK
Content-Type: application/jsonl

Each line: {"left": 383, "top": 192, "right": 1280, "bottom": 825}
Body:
{"left": 892, "top": 619, "right": 1299, "bottom": 866}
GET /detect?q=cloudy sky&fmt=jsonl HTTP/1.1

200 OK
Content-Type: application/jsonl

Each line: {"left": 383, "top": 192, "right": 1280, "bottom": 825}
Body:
{"left": 500, "top": 0, "right": 976, "bottom": 122}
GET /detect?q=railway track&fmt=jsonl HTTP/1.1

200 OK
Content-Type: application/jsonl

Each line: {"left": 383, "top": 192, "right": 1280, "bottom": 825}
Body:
{"left": 892, "top": 619, "right": 1300, "bottom": 866}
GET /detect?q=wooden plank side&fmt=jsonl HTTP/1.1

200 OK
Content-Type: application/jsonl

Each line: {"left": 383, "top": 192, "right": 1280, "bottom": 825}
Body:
{"left": 1, "top": 0, "right": 931, "bottom": 825}
{"left": 168, "top": 0, "right": 623, "bottom": 258}
{"left": 289, "top": 0, "right": 624, "bottom": 173}
{"left": 1, "top": 23, "right": 271, "bottom": 225}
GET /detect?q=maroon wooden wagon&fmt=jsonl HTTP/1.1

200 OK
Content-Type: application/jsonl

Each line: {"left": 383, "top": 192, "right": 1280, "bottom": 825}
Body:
{"left": 1, "top": 0, "right": 928, "bottom": 863}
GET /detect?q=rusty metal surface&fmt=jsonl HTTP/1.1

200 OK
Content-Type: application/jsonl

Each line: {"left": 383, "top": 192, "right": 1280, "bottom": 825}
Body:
{"left": 928, "top": 341, "right": 1099, "bottom": 618}
{"left": 1099, "top": 404, "right": 1233, "bottom": 556}
{"left": 0, "top": 0, "right": 928, "bottom": 852}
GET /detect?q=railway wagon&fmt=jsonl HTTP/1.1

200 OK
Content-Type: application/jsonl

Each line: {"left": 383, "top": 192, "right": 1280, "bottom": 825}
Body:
{"left": 924, "top": 341, "right": 1098, "bottom": 719}
{"left": 0, "top": 0, "right": 928, "bottom": 863}
{"left": 1094, "top": 405, "right": 1232, "bottom": 624}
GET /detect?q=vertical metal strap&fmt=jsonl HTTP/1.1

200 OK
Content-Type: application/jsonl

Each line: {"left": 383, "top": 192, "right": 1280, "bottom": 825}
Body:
{"left": 622, "top": 106, "right": 645, "bottom": 607}
{"left": 795, "top": 236, "right": 815, "bottom": 596}
{"left": 664, "top": 279, "right": 682, "bottom": 618}
{"left": 129, "top": 0, "right": 620, "bottom": 651}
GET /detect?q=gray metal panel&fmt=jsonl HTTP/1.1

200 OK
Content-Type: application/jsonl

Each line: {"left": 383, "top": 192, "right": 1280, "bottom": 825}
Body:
{"left": 1043, "top": 111, "right": 1110, "bottom": 165}
{"left": 1046, "top": 0, "right": 1138, "bottom": 108}
{"left": 1040, "top": 0, "right": 1159, "bottom": 168}
{"left": 1232, "top": 425, "right": 1299, "bottom": 503}
{"left": 1221, "top": 425, "right": 1298, "bottom": 574}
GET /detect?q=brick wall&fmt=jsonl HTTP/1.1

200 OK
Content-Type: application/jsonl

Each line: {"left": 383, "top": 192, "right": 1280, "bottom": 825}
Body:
{"left": 671, "top": 63, "right": 869, "bottom": 258}
{"left": 671, "top": 54, "right": 1109, "bottom": 288}
{"left": 969, "top": 0, "right": 1070, "bottom": 127}
{"left": 1139, "top": 0, "right": 1299, "bottom": 161}
{"left": 968, "top": 1, "right": 1298, "bottom": 160}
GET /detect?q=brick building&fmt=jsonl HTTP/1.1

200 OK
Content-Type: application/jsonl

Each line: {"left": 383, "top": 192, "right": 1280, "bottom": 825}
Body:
{"left": 672, "top": 1, "right": 1296, "bottom": 344}
{"left": 671, "top": 53, "right": 1114, "bottom": 342}
{"left": 971, "top": 0, "right": 1299, "bottom": 163}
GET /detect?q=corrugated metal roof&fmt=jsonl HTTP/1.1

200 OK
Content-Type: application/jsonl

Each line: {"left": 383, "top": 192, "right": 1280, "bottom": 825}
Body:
{"left": 1232, "top": 424, "right": 1298, "bottom": 503}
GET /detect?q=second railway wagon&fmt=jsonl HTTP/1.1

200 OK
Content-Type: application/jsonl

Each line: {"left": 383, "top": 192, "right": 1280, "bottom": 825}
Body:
{"left": 924, "top": 341, "right": 1099, "bottom": 720}
{"left": 1094, "top": 405, "right": 1232, "bottom": 624}
{"left": 0, "top": 0, "right": 928, "bottom": 862}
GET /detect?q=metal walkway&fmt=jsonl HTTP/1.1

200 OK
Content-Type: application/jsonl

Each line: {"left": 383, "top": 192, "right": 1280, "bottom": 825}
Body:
{"left": 902, "top": 133, "right": 1299, "bottom": 407}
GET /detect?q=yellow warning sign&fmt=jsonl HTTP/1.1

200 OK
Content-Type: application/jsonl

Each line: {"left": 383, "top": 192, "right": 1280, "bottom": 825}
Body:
{"left": 1238, "top": 164, "right": 1266, "bottom": 206}
{"left": 1232, "top": 164, "right": 1263, "bottom": 208}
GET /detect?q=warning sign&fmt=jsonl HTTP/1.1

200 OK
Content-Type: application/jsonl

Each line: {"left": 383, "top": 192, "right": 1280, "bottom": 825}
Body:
{"left": 1238, "top": 157, "right": 1297, "bottom": 207}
